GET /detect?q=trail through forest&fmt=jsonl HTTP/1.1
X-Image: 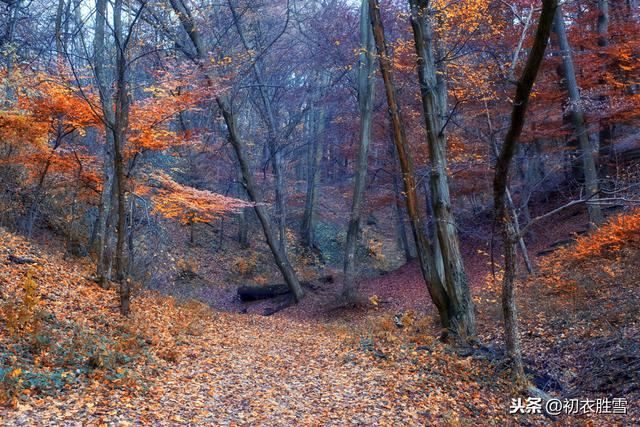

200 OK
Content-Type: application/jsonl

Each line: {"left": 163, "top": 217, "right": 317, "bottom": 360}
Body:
{"left": 0, "top": 226, "right": 545, "bottom": 426}
{"left": 3, "top": 205, "right": 638, "bottom": 425}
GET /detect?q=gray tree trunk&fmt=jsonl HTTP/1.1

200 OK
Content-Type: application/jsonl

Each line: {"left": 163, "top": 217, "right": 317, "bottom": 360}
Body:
{"left": 93, "top": 0, "right": 115, "bottom": 289}
{"left": 369, "top": 0, "right": 452, "bottom": 336}
{"left": 54, "top": 0, "right": 64, "bottom": 56}
{"left": 554, "top": 7, "right": 603, "bottom": 226}
{"left": 342, "top": 0, "right": 376, "bottom": 301}
{"left": 596, "top": 0, "right": 613, "bottom": 165}
{"left": 485, "top": 107, "right": 534, "bottom": 274}
{"left": 300, "top": 82, "right": 327, "bottom": 248}
{"left": 112, "top": 0, "right": 131, "bottom": 315}
{"left": 493, "top": 0, "right": 558, "bottom": 383}
{"left": 229, "top": 1, "right": 288, "bottom": 253}
{"left": 409, "top": 0, "right": 475, "bottom": 340}
{"left": 2, "top": 0, "right": 21, "bottom": 105}
{"left": 390, "top": 143, "right": 413, "bottom": 261}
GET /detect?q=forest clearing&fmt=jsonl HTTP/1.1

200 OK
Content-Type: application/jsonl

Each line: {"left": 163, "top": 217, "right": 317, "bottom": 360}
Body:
{"left": 0, "top": 0, "right": 639, "bottom": 425}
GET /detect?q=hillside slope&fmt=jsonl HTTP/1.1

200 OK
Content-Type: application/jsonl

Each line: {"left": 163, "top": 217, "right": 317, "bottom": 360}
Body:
{"left": 0, "top": 227, "right": 541, "bottom": 425}
{"left": 1, "top": 209, "right": 639, "bottom": 425}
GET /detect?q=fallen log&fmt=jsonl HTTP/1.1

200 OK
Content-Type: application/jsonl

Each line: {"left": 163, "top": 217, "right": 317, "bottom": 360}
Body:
{"left": 237, "top": 275, "right": 333, "bottom": 302}
{"left": 7, "top": 254, "right": 38, "bottom": 265}
{"left": 238, "top": 284, "right": 290, "bottom": 301}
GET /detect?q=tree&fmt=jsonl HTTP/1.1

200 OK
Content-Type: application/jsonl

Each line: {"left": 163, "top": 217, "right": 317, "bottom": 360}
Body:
{"left": 168, "top": 0, "right": 305, "bottom": 302}
{"left": 342, "top": 0, "right": 376, "bottom": 301}
{"left": 300, "top": 74, "right": 329, "bottom": 249}
{"left": 408, "top": 0, "right": 475, "bottom": 339}
{"left": 553, "top": 5, "right": 603, "bottom": 226}
{"left": 368, "top": 0, "right": 475, "bottom": 341}
{"left": 228, "top": 0, "right": 289, "bottom": 254}
{"left": 493, "top": 0, "right": 559, "bottom": 383}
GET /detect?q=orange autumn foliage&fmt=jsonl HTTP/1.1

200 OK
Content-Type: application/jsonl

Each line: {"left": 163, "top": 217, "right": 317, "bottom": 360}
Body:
{"left": 144, "top": 172, "right": 252, "bottom": 224}
{"left": 571, "top": 209, "right": 640, "bottom": 261}
{"left": 128, "top": 66, "right": 206, "bottom": 153}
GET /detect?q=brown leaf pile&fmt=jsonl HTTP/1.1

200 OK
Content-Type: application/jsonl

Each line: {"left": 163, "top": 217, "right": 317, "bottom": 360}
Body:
{"left": 0, "top": 227, "right": 553, "bottom": 426}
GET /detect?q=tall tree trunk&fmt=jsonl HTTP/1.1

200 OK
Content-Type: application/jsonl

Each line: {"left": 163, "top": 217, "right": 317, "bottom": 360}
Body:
{"left": 95, "top": 144, "right": 114, "bottom": 289}
{"left": 390, "top": 143, "right": 413, "bottom": 261}
{"left": 554, "top": 6, "right": 603, "bottom": 226}
{"left": 229, "top": 1, "right": 288, "bottom": 253}
{"left": 368, "top": 0, "right": 452, "bottom": 335}
{"left": 423, "top": 180, "right": 446, "bottom": 285}
{"left": 3, "top": 0, "right": 21, "bottom": 105}
{"left": 54, "top": 0, "right": 65, "bottom": 57}
{"left": 485, "top": 105, "right": 534, "bottom": 274}
{"left": 409, "top": 0, "right": 475, "bottom": 339}
{"left": 113, "top": 0, "right": 131, "bottom": 315}
{"left": 342, "top": 0, "right": 376, "bottom": 301}
{"left": 93, "top": 0, "right": 115, "bottom": 289}
{"left": 300, "top": 77, "right": 328, "bottom": 248}
{"left": 596, "top": 0, "right": 613, "bottom": 169}
{"left": 493, "top": 0, "right": 558, "bottom": 384}
{"left": 169, "top": 0, "right": 304, "bottom": 301}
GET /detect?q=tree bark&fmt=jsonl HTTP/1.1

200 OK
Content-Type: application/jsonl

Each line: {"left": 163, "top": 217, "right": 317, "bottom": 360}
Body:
{"left": 93, "top": 0, "right": 115, "bottom": 289}
{"left": 2, "top": 0, "right": 21, "bottom": 105}
{"left": 342, "top": 0, "right": 376, "bottom": 301}
{"left": 553, "top": 6, "right": 603, "bottom": 226}
{"left": 54, "top": 0, "right": 64, "bottom": 56}
{"left": 300, "top": 77, "right": 328, "bottom": 248}
{"left": 229, "top": 1, "right": 288, "bottom": 253}
{"left": 485, "top": 105, "right": 534, "bottom": 274}
{"left": 596, "top": 0, "right": 613, "bottom": 168}
{"left": 113, "top": 0, "right": 131, "bottom": 315}
{"left": 409, "top": 0, "right": 475, "bottom": 339}
{"left": 390, "top": 142, "right": 413, "bottom": 261}
{"left": 368, "top": 0, "right": 452, "bottom": 335}
{"left": 493, "top": 0, "right": 558, "bottom": 384}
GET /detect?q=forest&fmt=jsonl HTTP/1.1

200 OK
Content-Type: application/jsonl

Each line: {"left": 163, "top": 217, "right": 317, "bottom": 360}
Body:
{"left": 0, "top": 0, "right": 638, "bottom": 424}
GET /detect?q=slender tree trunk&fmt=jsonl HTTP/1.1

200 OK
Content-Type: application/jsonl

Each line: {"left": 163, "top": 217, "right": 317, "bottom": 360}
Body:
{"left": 113, "top": 0, "right": 131, "bottom": 315}
{"left": 54, "top": 0, "right": 65, "bottom": 57}
{"left": 409, "top": 0, "right": 475, "bottom": 340}
{"left": 229, "top": 1, "right": 288, "bottom": 253}
{"left": 301, "top": 78, "right": 328, "bottom": 248}
{"left": 169, "top": 0, "right": 304, "bottom": 301}
{"left": 485, "top": 105, "right": 534, "bottom": 274}
{"left": 3, "top": 0, "right": 21, "bottom": 105}
{"left": 368, "top": 0, "right": 452, "bottom": 334}
{"left": 218, "top": 95, "right": 304, "bottom": 301}
{"left": 554, "top": 6, "right": 603, "bottom": 226}
{"left": 390, "top": 144, "right": 413, "bottom": 261}
{"left": 493, "top": 0, "right": 558, "bottom": 383}
{"left": 423, "top": 180, "right": 446, "bottom": 285}
{"left": 342, "top": 0, "right": 376, "bottom": 301}
{"left": 66, "top": 147, "right": 83, "bottom": 255}
{"left": 93, "top": 0, "right": 115, "bottom": 289}
{"left": 596, "top": 0, "right": 613, "bottom": 167}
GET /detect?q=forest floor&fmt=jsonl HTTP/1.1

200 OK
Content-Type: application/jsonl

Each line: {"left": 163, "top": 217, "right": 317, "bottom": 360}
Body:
{"left": 0, "top": 207, "right": 638, "bottom": 425}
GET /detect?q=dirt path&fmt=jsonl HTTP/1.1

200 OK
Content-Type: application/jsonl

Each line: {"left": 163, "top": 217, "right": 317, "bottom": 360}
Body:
{"left": 0, "top": 226, "right": 564, "bottom": 426}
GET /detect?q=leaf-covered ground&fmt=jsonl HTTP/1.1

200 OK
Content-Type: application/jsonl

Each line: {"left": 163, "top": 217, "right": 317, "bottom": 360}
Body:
{"left": 1, "top": 209, "right": 638, "bottom": 426}
{"left": 0, "top": 227, "right": 548, "bottom": 426}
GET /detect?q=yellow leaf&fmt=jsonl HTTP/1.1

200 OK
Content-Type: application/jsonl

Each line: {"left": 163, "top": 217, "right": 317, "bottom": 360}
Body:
{"left": 369, "top": 294, "right": 379, "bottom": 307}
